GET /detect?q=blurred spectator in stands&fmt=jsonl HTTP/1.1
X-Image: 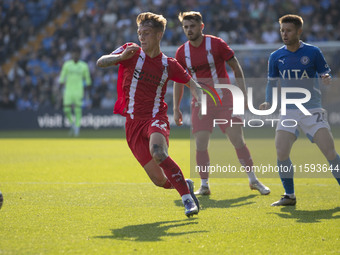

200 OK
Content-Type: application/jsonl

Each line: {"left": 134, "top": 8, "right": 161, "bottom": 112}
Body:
{"left": 7, "top": 63, "right": 25, "bottom": 82}
{"left": 91, "top": 89, "right": 102, "bottom": 109}
{"left": 31, "top": 93, "right": 40, "bottom": 111}
{"left": 100, "top": 90, "right": 115, "bottom": 109}
{"left": 0, "top": 91, "right": 15, "bottom": 109}
{"left": 17, "top": 93, "right": 32, "bottom": 111}
{"left": 1, "top": 0, "right": 340, "bottom": 113}
{"left": 261, "top": 24, "right": 279, "bottom": 44}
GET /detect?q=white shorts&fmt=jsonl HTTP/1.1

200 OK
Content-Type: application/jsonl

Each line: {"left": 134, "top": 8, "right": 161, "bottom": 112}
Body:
{"left": 276, "top": 108, "right": 330, "bottom": 142}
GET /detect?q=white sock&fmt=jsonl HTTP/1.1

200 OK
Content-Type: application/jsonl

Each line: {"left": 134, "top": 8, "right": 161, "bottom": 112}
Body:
{"left": 284, "top": 193, "right": 296, "bottom": 199}
{"left": 201, "top": 178, "right": 209, "bottom": 187}
{"left": 182, "top": 194, "right": 193, "bottom": 203}
{"left": 247, "top": 171, "right": 258, "bottom": 183}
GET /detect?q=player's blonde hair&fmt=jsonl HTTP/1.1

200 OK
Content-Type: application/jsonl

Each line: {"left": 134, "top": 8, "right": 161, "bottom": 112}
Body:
{"left": 178, "top": 11, "right": 203, "bottom": 24}
{"left": 279, "top": 14, "right": 303, "bottom": 29}
{"left": 136, "top": 12, "right": 167, "bottom": 32}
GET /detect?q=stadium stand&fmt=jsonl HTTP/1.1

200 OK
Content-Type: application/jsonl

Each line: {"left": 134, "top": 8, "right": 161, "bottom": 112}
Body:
{"left": 1, "top": 0, "right": 340, "bottom": 112}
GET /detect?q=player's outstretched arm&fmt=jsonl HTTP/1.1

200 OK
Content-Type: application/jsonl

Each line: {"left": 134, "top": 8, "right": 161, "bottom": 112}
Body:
{"left": 187, "top": 79, "right": 203, "bottom": 120}
{"left": 96, "top": 54, "right": 121, "bottom": 68}
{"left": 96, "top": 45, "right": 139, "bottom": 68}
{"left": 186, "top": 78, "right": 202, "bottom": 104}
{"left": 174, "top": 79, "right": 203, "bottom": 125}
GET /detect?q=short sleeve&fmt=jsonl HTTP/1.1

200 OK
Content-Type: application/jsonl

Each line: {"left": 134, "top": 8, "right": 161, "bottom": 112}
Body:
{"left": 110, "top": 42, "right": 139, "bottom": 55}
{"left": 110, "top": 43, "right": 140, "bottom": 66}
{"left": 218, "top": 38, "right": 234, "bottom": 62}
{"left": 315, "top": 47, "right": 331, "bottom": 75}
{"left": 268, "top": 53, "right": 279, "bottom": 79}
{"left": 168, "top": 58, "right": 191, "bottom": 84}
{"left": 175, "top": 46, "right": 186, "bottom": 69}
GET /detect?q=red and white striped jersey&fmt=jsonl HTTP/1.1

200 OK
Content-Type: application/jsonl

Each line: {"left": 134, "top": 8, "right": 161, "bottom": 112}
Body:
{"left": 112, "top": 43, "right": 191, "bottom": 119}
{"left": 175, "top": 35, "right": 234, "bottom": 105}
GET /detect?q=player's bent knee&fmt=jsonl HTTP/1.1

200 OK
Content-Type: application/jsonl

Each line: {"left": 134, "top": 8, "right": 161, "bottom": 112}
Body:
{"left": 276, "top": 148, "right": 290, "bottom": 161}
{"left": 231, "top": 138, "right": 245, "bottom": 149}
{"left": 152, "top": 151, "right": 168, "bottom": 164}
{"left": 196, "top": 141, "right": 209, "bottom": 151}
{"left": 151, "top": 144, "right": 168, "bottom": 164}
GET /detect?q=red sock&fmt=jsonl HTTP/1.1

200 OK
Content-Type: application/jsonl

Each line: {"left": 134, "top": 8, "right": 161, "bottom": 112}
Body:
{"left": 196, "top": 150, "right": 210, "bottom": 179}
{"left": 159, "top": 157, "right": 189, "bottom": 196}
{"left": 162, "top": 179, "right": 174, "bottom": 189}
{"left": 236, "top": 144, "right": 253, "bottom": 169}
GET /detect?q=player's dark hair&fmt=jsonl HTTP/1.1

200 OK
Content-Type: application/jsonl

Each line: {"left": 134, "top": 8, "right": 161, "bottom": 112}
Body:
{"left": 279, "top": 14, "right": 303, "bottom": 29}
{"left": 178, "top": 11, "right": 203, "bottom": 24}
{"left": 136, "top": 12, "right": 166, "bottom": 32}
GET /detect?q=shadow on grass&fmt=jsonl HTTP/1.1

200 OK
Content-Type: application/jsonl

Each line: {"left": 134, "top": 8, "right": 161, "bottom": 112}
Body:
{"left": 93, "top": 219, "right": 207, "bottom": 242}
{"left": 174, "top": 194, "right": 257, "bottom": 210}
{"left": 270, "top": 206, "right": 340, "bottom": 223}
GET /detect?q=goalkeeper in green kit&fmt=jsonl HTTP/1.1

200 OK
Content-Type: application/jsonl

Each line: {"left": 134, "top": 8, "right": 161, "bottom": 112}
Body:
{"left": 59, "top": 48, "right": 92, "bottom": 136}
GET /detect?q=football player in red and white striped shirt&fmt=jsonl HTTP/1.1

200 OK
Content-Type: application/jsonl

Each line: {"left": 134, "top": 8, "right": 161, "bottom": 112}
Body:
{"left": 97, "top": 12, "right": 201, "bottom": 217}
{"left": 174, "top": 11, "right": 270, "bottom": 196}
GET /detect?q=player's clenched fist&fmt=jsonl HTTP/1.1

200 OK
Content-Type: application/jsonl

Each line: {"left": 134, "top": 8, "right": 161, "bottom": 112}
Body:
{"left": 120, "top": 44, "right": 140, "bottom": 61}
{"left": 321, "top": 73, "right": 332, "bottom": 85}
{"left": 259, "top": 102, "right": 270, "bottom": 110}
{"left": 96, "top": 42, "right": 140, "bottom": 68}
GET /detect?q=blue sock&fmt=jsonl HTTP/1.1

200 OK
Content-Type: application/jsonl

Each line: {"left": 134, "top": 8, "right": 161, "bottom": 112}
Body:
{"left": 328, "top": 154, "right": 340, "bottom": 185}
{"left": 278, "top": 158, "right": 295, "bottom": 195}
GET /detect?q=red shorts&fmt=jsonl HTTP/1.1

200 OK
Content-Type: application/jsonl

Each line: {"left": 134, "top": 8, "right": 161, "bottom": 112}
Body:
{"left": 125, "top": 116, "right": 170, "bottom": 167}
{"left": 191, "top": 101, "right": 243, "bottom": 134}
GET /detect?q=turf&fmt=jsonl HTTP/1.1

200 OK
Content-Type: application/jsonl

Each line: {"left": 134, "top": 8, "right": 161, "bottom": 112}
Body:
{"left": 0, "top": 129, "right": 339, "bottom": 254}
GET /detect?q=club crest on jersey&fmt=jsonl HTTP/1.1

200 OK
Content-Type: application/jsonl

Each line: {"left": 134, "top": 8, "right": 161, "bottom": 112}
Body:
{"left": 300, "top": 56, "right": 310, "bottom": 65}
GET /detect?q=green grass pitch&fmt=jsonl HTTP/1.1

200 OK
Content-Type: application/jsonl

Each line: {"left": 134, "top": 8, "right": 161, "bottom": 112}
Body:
{"left": 0, "top": 129, "right": 339, "bottom": 254}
